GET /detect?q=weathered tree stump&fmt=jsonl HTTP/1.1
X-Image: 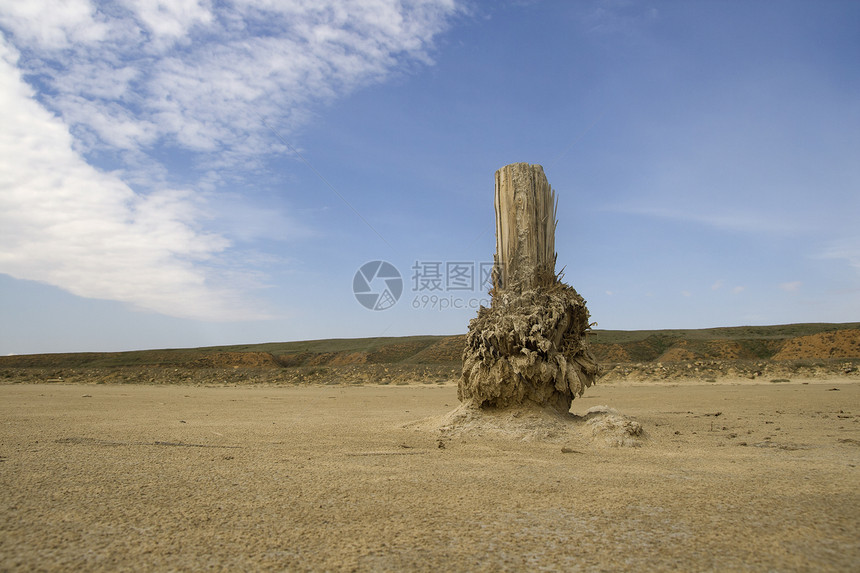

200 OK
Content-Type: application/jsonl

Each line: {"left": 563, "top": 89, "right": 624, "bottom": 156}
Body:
{"left": 459, "top": 163, "right": 598, "bottom": 414}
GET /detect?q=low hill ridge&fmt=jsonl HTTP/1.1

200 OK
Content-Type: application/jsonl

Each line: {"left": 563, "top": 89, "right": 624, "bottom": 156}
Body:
{"left": 2, "top": 323, "right": 859, "bottom": 369}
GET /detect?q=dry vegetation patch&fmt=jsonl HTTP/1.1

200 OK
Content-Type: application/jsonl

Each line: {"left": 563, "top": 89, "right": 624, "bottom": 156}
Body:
{"left": 191, "top": 352, "right": 280, "bottom": 368}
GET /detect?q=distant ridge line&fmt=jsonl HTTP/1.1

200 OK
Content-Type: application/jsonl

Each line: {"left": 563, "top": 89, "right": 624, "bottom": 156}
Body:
{"left": 1, "top": 322, "right": 859, "bottom": 369}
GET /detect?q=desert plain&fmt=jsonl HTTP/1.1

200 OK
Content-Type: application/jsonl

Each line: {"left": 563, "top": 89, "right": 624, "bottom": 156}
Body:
{"left": 1, "top": 375, "right": 858, "bottom": 571}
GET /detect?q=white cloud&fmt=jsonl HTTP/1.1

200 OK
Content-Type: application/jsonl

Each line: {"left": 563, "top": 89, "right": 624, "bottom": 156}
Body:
{"left": 711, "top": 279, "right": 723, "bottom": 290}
{"left": 0, "top": 0, "right": 109, "bottom": 49}
{"left": 2, "top": 0, "right": 460, "bottom": 161}
{"left": 819, "top": 238, "right": 860, "bottom": 272}
{"left": 123, "top": 0, "right": 214, "bottom": 45}
{"left": 0, "top": 39, "right": 255, "bottom": 319}
{"left": 0, "top": 1, "right": 460, "bottom": 319}
{"left": 779, "top": 281, "right": 801, "bottom": 292}
{"left": 732, "top": 285, "right": 745, "bottom": 294}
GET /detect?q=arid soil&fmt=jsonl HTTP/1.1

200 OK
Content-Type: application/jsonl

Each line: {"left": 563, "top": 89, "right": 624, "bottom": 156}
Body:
{"left": 2, "top": 378, "right": 858, "bottom": 571}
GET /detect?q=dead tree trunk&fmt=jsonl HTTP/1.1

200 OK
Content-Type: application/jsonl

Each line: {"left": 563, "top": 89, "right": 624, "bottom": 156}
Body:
{"left": 493, "top": 163, "right": 558, "bottom": 293}
{"left": 459, "top": 163, "right": 598, "bottom": 414}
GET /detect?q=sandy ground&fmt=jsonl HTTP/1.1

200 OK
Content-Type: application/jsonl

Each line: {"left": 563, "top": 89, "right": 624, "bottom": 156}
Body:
{"left": 1, "top": 379, "right": 858, "bottom": 572}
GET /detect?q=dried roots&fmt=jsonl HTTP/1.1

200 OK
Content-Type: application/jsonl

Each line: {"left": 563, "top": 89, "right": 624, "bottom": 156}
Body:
{"left": 459, "top": 282, "right": 598, "bottom": 414}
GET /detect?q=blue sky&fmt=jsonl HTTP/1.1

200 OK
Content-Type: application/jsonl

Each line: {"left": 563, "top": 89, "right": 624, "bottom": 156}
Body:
{"left": 1, "top": 0, "right": 858, "bottom": 354}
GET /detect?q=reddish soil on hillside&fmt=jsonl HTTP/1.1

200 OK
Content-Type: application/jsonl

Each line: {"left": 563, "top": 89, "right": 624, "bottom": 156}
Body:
{"left": 772, "top": 330, "right": 860, "bottom": 360}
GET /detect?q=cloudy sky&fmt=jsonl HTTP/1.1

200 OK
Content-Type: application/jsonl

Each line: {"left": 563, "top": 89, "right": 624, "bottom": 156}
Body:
{"left": 1, "top": 0, "right": 858, "bottom": 354}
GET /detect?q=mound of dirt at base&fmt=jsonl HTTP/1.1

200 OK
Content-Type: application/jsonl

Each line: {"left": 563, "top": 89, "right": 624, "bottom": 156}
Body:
{"left": 583, "top": 406, "right": 645, "bottom": 447}
{"left": 772, "top": 330, "right": 860, "bottom": 360}
{"left": 191, "top": 352, "right": 280, "bottom": 368}
{"left": 406, "top": 403, "right": 645, "bottom": 447}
